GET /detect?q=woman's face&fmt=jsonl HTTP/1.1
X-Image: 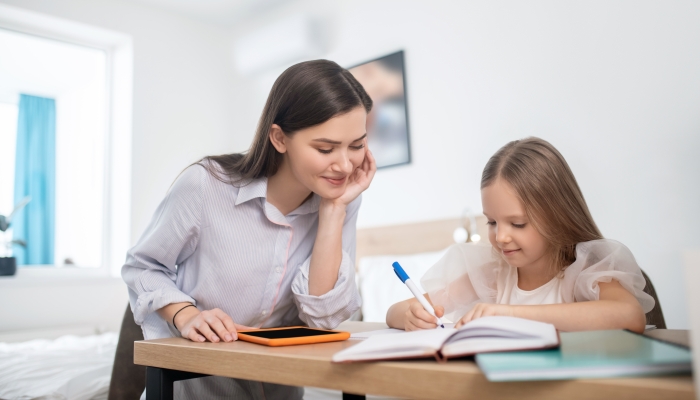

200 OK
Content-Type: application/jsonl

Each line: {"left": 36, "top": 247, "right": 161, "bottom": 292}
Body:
{"left": 481, "top": 178, "right": 550, "bottom": 271}
{"left": 279, "top": 107, "right": 368, "bottom": 199}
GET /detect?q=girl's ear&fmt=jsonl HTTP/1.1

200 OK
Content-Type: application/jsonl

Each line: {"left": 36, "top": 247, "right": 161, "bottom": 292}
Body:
{"left": 268, "top": 124, "right": 287, "bottom": 154}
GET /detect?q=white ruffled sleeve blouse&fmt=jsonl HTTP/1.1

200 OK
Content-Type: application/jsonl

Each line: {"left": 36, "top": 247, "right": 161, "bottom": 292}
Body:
{"left": 420, "top": 239, "right": 655, "bottom": 322}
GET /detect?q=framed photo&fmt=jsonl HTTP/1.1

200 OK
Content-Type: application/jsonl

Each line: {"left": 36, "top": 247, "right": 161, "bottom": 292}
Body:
{"left": 349, "top": 51, "right": 411, "bottom": 169}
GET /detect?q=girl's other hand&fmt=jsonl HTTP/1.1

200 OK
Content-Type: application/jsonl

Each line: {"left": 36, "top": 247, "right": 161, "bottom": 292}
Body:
{"left": 455, "top": 303, "right": 515, "bottom": 328}
{"left": 334, "top": 144, "right": 376, "bottom": 207}
{"left": 404, "top": 300, "right": 445, "bottom": 331}
{"left": 175, "top": 307, "right": 254, "bottom": 343}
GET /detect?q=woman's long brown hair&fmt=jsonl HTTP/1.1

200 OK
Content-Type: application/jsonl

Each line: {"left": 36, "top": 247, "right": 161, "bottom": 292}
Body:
{"left": 199, "top": 59, "right": 372, "bottom": 184}
{"left": 481, "top": 137, "right": 603, "bottom": 270}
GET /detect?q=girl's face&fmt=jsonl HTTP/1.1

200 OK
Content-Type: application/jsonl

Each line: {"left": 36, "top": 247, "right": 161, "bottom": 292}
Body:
{"left": 481, "top": 178, "right": 550, "bottom": 272}
{"left": 278, "top": 107, "right": 368, "bottom": 199}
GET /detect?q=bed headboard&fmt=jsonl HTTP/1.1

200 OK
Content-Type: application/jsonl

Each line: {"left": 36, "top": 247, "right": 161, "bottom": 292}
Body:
{"left": 356, "top": 215, "right": 488, "bottom": 262}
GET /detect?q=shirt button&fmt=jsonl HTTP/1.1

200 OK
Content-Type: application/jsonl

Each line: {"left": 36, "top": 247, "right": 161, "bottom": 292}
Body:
{"left": 261, "top": 310, "right": 267, "bottom": 316}
{"left": 275, "top": 267, "right": 282, "bottom": 273}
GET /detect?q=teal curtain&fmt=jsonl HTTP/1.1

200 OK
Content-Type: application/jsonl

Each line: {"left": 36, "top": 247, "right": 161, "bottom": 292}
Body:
{"left": 13, "top": 94, "right": 56, "bottom": 265}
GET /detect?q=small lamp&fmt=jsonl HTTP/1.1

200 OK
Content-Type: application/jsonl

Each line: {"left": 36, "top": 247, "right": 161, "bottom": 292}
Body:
{"left": 453, "top": 208, "right": 481, "bottom": 244}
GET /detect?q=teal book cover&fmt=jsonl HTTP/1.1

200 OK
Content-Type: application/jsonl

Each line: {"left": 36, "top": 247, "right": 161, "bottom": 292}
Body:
{"left": 476, "top": 330, "right": 692, "bottom": 382}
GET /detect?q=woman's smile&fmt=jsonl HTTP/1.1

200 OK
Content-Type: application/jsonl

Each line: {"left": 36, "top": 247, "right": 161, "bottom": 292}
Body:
{"left": 322, "top": 175, "right": 348, "bottom": 186}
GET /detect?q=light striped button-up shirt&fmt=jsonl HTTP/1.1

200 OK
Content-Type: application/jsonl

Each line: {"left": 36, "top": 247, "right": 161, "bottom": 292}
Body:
{"left": 122, "top": 163, "right": 362, "bottom": 399}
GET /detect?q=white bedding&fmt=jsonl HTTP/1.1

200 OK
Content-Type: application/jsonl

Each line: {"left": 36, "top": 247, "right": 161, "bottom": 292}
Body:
{"left": 0, "top": 332, "right": 117, "bottom": 400}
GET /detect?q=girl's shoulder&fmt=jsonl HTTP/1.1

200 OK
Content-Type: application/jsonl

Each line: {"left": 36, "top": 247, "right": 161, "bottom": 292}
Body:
{"left": 562, "top": 239, "right": 655, "bottom": 312}
{"left": 570, "top": 239, "right": 639, "bottom": 270}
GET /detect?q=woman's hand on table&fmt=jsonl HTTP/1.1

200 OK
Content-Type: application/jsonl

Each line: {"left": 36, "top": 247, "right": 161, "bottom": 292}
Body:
{"left": 175, "top": 307, "right": 254, "bottom": 343}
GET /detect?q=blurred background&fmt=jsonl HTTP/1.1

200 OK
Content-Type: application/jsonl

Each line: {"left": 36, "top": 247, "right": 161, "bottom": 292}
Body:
{"left": 0, "top": 0, "right": 698, "bottom": 387}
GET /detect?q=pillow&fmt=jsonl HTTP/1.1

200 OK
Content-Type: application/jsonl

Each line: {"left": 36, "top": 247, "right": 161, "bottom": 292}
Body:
{"left": 357, "top": 249, "right": 447, "bottom": 322}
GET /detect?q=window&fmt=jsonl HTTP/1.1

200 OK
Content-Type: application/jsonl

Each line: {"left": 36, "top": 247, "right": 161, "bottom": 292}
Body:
{"left": 0, "top": 4, "right": 133, "bottom": 276}
{"left": 0, "top": 29, "right": 107, "bottom": 267}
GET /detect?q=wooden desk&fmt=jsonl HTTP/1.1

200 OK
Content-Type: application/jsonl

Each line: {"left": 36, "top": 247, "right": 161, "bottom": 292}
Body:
{"left": 134, "top": 322, "right": 695, "bottom": 400}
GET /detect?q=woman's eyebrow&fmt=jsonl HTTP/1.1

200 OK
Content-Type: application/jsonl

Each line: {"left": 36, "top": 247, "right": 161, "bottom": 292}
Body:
{"left": 351, "top": 133, "right": 367, "bottom": 142}
{"left": 312, "top": 133, "right": 367, "bottom": 145}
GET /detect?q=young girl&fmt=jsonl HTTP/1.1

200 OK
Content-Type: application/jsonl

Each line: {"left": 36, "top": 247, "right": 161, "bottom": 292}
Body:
{"left": 386, "top": 137, "right": 654, "bottom": 333}
{"left": 122, "top": 60, "right": 375, "bottom": 399}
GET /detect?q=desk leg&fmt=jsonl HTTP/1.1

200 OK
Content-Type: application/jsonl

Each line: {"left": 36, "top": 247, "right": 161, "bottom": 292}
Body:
{"left": 146, "top": 367, "right": 209, "bottom": 400}
{"left": 342, "top": 393, "right": 366, "bottom": 400}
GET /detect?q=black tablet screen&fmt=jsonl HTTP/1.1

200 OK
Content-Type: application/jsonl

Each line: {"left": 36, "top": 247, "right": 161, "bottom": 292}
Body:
{"left": 241, "top": 328, "right": 337, "bottom": 339}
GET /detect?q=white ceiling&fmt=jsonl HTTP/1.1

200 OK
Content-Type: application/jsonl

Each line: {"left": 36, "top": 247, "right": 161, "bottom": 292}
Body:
{"left": 123, "top": 0, "right": 294, "bottom": 26}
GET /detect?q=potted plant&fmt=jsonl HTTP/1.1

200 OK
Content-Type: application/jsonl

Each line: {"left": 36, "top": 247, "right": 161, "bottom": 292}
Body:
{"left": 0, "top": 197, "right": 31, "bottom": 276}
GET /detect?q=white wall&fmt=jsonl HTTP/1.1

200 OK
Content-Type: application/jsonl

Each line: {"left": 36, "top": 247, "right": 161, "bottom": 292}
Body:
{"left": 230, "top": 0, "right": 700, "bottom": 329}
{"left": 0, "top": 271, "right": 128, "bottom": 342}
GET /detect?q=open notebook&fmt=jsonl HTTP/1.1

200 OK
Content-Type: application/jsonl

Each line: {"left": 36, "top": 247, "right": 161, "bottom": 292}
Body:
{"left": 332, "top": 316, "right": 559, "bottom": 363}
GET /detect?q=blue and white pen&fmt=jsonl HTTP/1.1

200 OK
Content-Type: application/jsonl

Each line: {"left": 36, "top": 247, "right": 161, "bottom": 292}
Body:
{"left": 392, "top": 261, "right": 445, "bottom": 329}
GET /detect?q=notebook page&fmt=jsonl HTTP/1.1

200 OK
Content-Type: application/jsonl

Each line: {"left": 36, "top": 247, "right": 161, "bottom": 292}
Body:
{"left": 446, "top": 316, "right": 558, "bottom": 344}
{"left": 350, "top": 328, "right": 404, "bottom": 340}
{"left": 333, "top": 327, "right": 456, "bottom": 362}
{"left": 441, "top": 316, "right": 558, "bottom": 358}
{"left": 350, "top": 324, "right": 456, "bottom": 340}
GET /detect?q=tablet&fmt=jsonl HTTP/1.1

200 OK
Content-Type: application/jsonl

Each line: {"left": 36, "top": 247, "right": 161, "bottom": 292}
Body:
{"left": 237, "top": 326, "right": 351, "bottom": 347}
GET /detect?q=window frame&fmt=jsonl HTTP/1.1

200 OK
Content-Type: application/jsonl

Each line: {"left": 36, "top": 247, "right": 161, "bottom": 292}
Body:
{"left": 0, "top": 4, "right": 133, "bottom": 277}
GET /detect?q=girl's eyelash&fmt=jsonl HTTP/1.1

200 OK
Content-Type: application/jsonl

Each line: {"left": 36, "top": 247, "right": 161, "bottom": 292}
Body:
{"left": 486, "top": 221, "right": 496, "bottom": 226}
{"left": 350, "top": 144, "right": 365, "bottom": 150}
{"left": 318, "top": 149, "right": 332, "bottom": 154}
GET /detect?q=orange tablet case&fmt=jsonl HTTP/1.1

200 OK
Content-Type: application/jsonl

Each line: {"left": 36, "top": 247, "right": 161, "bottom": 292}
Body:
{"left": 237, "top": 326, "right": 351, "bottom": 347}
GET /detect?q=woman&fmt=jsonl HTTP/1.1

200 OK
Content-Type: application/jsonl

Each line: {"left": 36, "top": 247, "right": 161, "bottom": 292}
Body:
{"left": 122, "top": 60, "right": 375, "bottom": 399}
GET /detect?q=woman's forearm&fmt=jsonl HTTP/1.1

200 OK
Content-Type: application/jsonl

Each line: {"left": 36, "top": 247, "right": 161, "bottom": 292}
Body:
{"left": 512, "top": 300, "right": 646, "bottom": 333}
{"left": 157, "top": 302, "right": 200, "bottom": 330}
{"left": 308, "top": 201, "right": 346, "bottom": 296}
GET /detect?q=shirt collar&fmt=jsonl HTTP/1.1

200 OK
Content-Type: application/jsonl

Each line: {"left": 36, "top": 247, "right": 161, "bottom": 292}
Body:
{"left": 233, "top": 177, "right": 321, "bottom": 216}
{"left": 234, "top": 177, "right": 268, "bottom": 206}
{"left": 288, "top": 193, "right": 321, "bottom": 216}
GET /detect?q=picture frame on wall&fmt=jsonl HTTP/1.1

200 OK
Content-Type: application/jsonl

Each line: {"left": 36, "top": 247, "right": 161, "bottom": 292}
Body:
{"left": 349, "top": 50, "right": 411, "bottom": 169}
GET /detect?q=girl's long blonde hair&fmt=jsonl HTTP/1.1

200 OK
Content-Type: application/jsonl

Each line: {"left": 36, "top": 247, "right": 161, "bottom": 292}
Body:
{"left": 481, "top": 137, "right": 603, "bottom": 270}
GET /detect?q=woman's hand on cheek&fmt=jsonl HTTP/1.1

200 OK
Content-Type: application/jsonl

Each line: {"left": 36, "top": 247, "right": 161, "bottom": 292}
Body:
{"left": 454, "top": 303, "right": 516, "bottom": 328}
{"left": 334, "top": 144, "right": 376, "bottom": 206}
{"left": 176, "top": 307, "right": 254, "bottom": 343}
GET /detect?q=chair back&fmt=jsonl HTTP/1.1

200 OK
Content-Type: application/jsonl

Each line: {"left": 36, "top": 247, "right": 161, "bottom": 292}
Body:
{"left": 108, "top": 304, "right": 146, "bottom": 400}
{"left": 640, "top": 269, "right": 666, "bottom": 329}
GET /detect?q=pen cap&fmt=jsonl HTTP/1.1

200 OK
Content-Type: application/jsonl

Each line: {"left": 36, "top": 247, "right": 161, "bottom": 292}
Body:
{"left": 392, "top": 262, "right": 409, "bottom": 283}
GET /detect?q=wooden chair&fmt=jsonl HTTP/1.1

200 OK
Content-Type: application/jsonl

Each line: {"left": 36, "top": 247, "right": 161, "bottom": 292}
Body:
{"left": 108, "top": 305, "right": 146, "bottom": 400}
{"left": 640, "top": 270, "right": 666, "bottom": 329}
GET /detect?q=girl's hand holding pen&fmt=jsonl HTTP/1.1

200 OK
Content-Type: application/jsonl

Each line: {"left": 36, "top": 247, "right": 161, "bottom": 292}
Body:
{"left": 404, "top": 300, "right": 445, "bottom": 332}
{"left": 174, "top": 306, "right": 254, "bottom": 343}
